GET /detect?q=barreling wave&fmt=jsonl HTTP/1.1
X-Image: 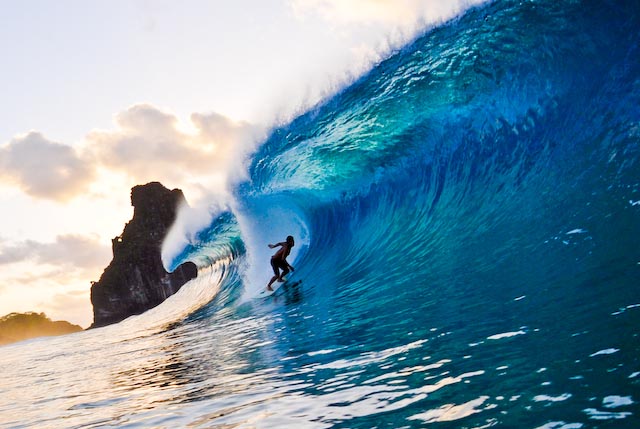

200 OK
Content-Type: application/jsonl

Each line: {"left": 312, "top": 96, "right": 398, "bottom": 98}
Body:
{"left": 154, "top": 1, "right": 640, "bottom": 426}
{"left": 166, "top": 0, "right": 640, "bottom": 317}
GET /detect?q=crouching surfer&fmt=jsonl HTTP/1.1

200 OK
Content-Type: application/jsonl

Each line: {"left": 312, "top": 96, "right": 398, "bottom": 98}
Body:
{"left": 267, "top": 235, "right": 295, "bottom": 290}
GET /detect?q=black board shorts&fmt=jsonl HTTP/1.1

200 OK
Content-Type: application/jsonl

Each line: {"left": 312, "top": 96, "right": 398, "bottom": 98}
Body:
{"left": 271, "top": 257, "right": 289, "bottom": 275}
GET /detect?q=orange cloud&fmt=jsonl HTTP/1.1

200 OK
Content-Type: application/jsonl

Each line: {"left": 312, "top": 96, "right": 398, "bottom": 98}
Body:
{"left": 0, "top": 234, "right": 111, "bottom": 275}
{"left": 0, "top": 132, "right": 95, "bottom": 202}
{"left": 1, "top": 105, "right": 264, "bottom": 202}
{"left": 87, "top": 104, "right": 263, "bottom": 189}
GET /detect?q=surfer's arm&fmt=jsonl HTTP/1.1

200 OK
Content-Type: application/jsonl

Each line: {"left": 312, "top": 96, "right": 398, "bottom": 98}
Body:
{"left": 268, "top": 242, "right": 285, "bottom": 249}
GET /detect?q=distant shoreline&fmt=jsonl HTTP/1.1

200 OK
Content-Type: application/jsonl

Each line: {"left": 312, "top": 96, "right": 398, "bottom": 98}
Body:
{"left": 0, "top": 312, "right": 83, "bottom": 346}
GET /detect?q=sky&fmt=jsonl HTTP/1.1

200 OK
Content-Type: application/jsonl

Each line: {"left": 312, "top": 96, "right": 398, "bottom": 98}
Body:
{"left": 0, "top": 0, "right": 484, "bottom": 328}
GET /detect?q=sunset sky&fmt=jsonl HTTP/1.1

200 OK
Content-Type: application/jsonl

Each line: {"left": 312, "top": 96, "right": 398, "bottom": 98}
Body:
{"left": 0, "top": 0, "right": 484, "bottom": 328}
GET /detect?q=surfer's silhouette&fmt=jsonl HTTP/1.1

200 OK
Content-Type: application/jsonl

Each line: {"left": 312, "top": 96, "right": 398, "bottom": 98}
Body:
{"left": 267, "top": 235, "right": 295, "bottom": 290}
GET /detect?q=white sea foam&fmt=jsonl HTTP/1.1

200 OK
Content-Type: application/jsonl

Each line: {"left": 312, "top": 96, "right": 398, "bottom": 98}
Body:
{"left": 487, "top": 330, "right": 526, "bottom": 340}
{"left": 408, "top": 396, "right": 489, "bottom": 423}
{"left": 589, "top": 348, "right": 619, "bottom": 357}
{"left": 583, "top": 408, "right": 632, "bottom": 420}
{"left": 535, "top": 422, "right": 583, "bottom": 429}
{"left": 307, "top": 348, "right": 340, "bottom": 357}
{"left": 363, "top": 360, "right": 451, "bottom": 385}
{"left": 612, "top": 303, "right": 640, "bottom": 316}
{"left": 533, "top": 394, "right": 572, "bottom": 402}
{"left": 314, "top": 339, "right": 428, "bottom": 370}
{"left": 602, "top": 395, "right": 634, "bottom": 408}
{"left": 566, "top": 229, "right": 586, "bottom": 235}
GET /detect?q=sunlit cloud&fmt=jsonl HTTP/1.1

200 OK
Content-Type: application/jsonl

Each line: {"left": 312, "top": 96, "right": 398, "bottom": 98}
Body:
{"left": 0, "top": 260, "right": 99, "bottom": 327}
{"left": 0, "top": 234, "right": 111, "bottom": 275}
{"left": 5, "top": 266, "right": 77, "bottom": 287}
{"left": 191, "top": 111, "right": 263, "bottom": 182}
{"left": 290, "top": 0, "right": 420, "bottom": 24}
{"left": 0, "top": 132, "right": 95, "bottom": 202}
{"left": 87, "top": 104, "right": 264, "bottom": 194}
{"left": 0, "top": 235, "right": 110, "bottom": 326}
{"left": 87, "top": 104, "right": 204, "bottom": 185}
{"left": 290, "top": 0, "right": 485, "bottom": 26}
{"left": 0, "top": 105, "right": 264, "bottom": 204}
{"left": 43, "top": 289, "right": 92, "bottom": 328}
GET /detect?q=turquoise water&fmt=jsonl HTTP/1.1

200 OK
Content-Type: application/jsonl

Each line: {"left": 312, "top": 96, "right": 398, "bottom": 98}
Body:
{"left": 2, "top": 0, "right": 640, "bottom": 427}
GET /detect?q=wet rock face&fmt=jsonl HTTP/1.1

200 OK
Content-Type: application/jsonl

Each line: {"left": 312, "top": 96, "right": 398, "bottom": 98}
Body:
{"left": 89, "top": 182, "right": 197, "bottom": 329}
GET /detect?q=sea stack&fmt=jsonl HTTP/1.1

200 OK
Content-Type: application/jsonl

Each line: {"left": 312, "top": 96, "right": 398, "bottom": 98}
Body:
{"left": 89, "top": 182, "right": 198, "bottom": 328}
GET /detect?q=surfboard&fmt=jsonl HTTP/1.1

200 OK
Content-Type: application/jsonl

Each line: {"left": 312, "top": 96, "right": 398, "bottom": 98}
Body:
{"left": 257, "top": 280, "right": 287, "bottom": 298}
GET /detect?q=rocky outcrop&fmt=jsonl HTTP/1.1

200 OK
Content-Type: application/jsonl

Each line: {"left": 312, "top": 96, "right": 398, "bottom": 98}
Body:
{"left": 89, "top": 182, "right": 197, "bottom": 328}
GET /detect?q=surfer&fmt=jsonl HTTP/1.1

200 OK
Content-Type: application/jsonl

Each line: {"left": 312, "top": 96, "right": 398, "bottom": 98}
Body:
{"left": 267, "top": 235, "right": 295, "bottom": 290}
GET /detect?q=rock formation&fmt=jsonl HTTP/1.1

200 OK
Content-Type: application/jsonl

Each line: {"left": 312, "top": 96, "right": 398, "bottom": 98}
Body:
{"left": 89, "top": 182, "right": 197, "bottom": 328}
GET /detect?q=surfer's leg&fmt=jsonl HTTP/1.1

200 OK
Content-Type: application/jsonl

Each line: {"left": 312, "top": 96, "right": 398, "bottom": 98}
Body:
{"left": 277, "top": 260, "right": 289, "bottom": 282}
{"left": 279, "top": 266, "right": 290, "bottom": 281}
{"left": 268, "top": 259, "right": 281, "bottom": 290}
{"left": 267, "top": 275, "right": 278, "bottom": 290}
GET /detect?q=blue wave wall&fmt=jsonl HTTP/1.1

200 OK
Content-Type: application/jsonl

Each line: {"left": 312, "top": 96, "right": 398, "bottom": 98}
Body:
{"left": 234, "top": 0, "right": 640, "bottom": 309}
{"left": 168, "top": 0, "right": 639, "bottom": 381}
{"left": 173, "top": 0, "right": 640, "bottom": 381}
{"left": 177, "top": 0, "right": 640, "bottom": 321}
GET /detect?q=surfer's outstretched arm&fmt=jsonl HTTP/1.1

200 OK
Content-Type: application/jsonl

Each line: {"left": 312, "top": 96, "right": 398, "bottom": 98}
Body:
{"left": 268, "top": 242, "right": 285, "bottom": 249}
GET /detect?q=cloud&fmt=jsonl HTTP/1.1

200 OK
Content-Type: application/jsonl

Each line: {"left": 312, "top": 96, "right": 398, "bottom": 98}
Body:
{"left": 0, "top": 237, "right": 106, "bottom": 328}
{"left": 87, "top": 104, "right": 263, "bottom": 191}
{"left": 0, "top": 132, "right": 95, "bottom": 201}
{"left": 0, "top": 234, "right": 111, "bottom": 274}
{"left": 2, "top": 105, "right": 264, "bottom": 202}
{"left": 290, "top": 0, "right": 485, "bottom": 27}
{"left": 4, "top": 266, "right": 77, "bottom": 288}
{"left": 44, "top": 289, "right": 92, "bottom": 328}
{"left": 191, "top": 111, "right": 263, "bottom": 181}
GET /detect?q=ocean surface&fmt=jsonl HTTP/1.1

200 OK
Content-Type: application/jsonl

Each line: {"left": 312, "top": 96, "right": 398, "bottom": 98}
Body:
{"left": 2, "top": 0, "right": 640, "bottom": 427}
